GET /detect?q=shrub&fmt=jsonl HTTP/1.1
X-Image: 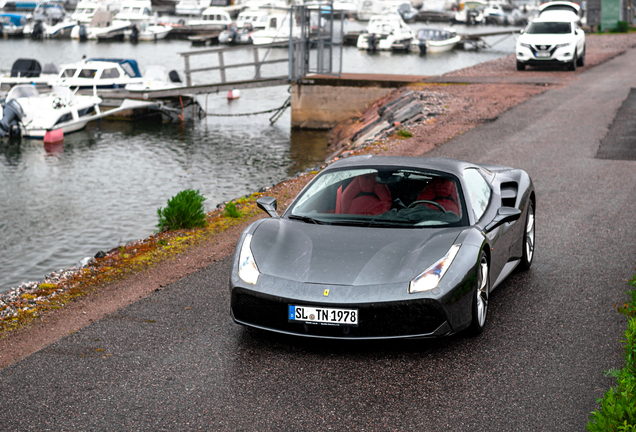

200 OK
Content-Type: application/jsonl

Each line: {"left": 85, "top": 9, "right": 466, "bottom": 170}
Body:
{"left": 588, "top": 270, "right": 636, "bottom": 431}
{"left": 224, "top": 201, "right": 242, "bottom": 218}
{"left": 156, "top": 189, "right": 207, "bottom": 232}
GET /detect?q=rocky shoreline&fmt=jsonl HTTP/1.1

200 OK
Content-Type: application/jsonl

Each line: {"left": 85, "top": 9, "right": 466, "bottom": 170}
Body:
{"left": 2, "top": 32, "right": 636, "bottom": 369}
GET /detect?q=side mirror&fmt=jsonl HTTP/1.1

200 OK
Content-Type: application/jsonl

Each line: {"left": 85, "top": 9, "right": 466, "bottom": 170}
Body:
{"left": 257, "top": 196, "right": 279, "bottom": 218}
{"left": 485, "top": 207, "right": 521, "bottom": 232}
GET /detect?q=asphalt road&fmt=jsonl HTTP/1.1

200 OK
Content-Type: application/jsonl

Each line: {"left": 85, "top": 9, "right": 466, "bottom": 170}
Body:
{"left": 2, "top": 50, "right": 636, "bottom": 431}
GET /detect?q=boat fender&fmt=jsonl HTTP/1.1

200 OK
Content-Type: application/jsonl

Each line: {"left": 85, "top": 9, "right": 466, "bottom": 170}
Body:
{"left": 0, "top": 99, "right": 23, "bottom": 138}
{"left": 43, "top": 128, "right": 64, "bottom": 144}
{"left": 227, "top": 89, "right": 240, "bottom": 100}
{"left": 169, "top": 70, "right": 182, "bottom": 83}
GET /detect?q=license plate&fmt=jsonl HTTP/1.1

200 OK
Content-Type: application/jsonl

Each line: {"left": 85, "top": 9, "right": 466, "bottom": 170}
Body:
{"left": 536, "top": 52, "right": 550, "bottom": 58}
{"left": 288, "top": 305, "right": 358, "bottom": 326}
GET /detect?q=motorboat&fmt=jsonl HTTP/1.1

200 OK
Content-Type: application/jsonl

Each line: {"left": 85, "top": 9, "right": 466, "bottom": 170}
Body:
{"left": 0, "top": 84, "right": 167, "bottom": 139}
{"left": 0, "top": 84, "right": 102, "bottom": 138}
{"left": 0, "top": 13, "right": 27, "bottom": 36}
{"left": 454, "top": 0, "right": 486, "bottom": 24}
{"left": 24, "top": 1, "right": 75, "bottom": 39}
{"left": 414, "top": 27, "right": 460, "bottom": 53}
{"left": 124, "top": 65, "right": 183, "bottom": 90}
{"left": 236, "top": 7, "right": 270, "bottom": 30}
{"left": 71, "top": 0, "right": 107, "bottom": 24}
{"left": 356, "top": 0, "right": 383, "bottom": 20}
{"left": 250, "top": 12, "right": 300, "bottom": 45}
{"left": 174, "top": 0, "right": 211, "bottom": 16}
{"left": 393, "top": 2, "right": 418, "bottom": 22}
{"left": 356, "top": 14, "right": 415, "bottom": 52}
{"left": 186, "top": 6, "right": 231, "bottom": 30}
{"left": 130, "top": 20, "right": 172, "bottom": 40}
{"left": 50, "top": 58, "right": 144, "bottom": 89}
{"left": 70, "top": 10, "right": 131, "bottom": 40}
{"left": 218, "top": 22, "right": 254, "bottom": 44}
{"left": 113, "top": 0, "right": 155, "bottom": 23}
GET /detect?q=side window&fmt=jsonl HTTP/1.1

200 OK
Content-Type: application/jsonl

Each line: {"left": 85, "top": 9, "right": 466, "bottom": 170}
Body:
{"left": 60, "top": 68, "right": 76, "bottom": 78}
{"left": 463, "top": 168, "right": 491, "bottom": 221}
{"left": 78, "top": 69, "right": 97, "bottom": 79}
{"left": 100, "top": 68, "right": 120, "bottom": 79}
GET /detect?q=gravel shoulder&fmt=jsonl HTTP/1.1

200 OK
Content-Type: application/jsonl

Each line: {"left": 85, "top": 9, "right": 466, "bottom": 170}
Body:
{"left": 2, "top": 32, "right": 635, "bottom": 370}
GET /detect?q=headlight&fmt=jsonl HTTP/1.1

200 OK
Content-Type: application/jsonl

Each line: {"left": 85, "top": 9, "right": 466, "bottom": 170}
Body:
{"left": 519, "top": 42, "right": 532, "bottom": 48}
{"left": 555, "top": 42, "right": 571, "bottom": 48}
{"left": 238, "top": 234, "right": 259, "bottom": 285}
{"left": 409, "top": 245, "right": 461, "bottom": 293}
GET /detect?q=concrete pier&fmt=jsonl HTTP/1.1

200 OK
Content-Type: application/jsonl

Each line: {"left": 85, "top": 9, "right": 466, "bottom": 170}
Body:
{"left": 291, "top": 74, "right": 428, "bottom": 129}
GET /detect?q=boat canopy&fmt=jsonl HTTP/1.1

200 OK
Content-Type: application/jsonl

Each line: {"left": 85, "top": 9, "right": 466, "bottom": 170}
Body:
{"left": 10, "top": 58, "right": 42, "bottom": 77}
{"left": 0, "top": 13, "right": 27, "bottom": 27}
{"left": 88, "top": 59, "right": 142, "bottom": 78}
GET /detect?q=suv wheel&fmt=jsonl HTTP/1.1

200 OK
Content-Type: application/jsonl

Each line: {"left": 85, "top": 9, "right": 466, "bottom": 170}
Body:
{"left": 568, "top": 50, "right": 577, "bottom": 71}
{"left": 577, "top": 46, "right": 585, "bottom": 67}
{"left": 516, "top": 61, "right": 525, "bottom": 71}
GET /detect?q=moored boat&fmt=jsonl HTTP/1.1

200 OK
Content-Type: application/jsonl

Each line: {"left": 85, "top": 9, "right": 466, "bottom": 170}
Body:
{"left": 356, "top": 14, "right": 415, "bottom": 52}
{"left": 414, "top": 27, "right": 460, "bottom": 53}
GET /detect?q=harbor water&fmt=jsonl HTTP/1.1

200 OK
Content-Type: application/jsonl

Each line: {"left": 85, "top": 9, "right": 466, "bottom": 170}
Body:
{"left": 0, "top": 26, "right": 517, "bottom": 293}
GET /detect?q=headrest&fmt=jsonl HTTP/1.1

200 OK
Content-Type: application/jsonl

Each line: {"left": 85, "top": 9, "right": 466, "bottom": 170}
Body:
{"left": 357, "top": 173, "right": 377, "bottom": 193}
{"left": 435, "top": 179, "right": 455, "bottom": 197}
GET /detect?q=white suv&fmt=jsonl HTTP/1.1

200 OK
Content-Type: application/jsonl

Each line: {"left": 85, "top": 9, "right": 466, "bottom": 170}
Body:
{"left": 515, "top": 11, "right": 586, "bottom": 71}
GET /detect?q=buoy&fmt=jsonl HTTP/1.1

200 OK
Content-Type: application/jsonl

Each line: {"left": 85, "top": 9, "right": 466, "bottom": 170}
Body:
{"left": 43, "top": 128, "right": 64, "bottom": 144}
{"left": 227, "top": 89, "right": 241, "bottom": 100}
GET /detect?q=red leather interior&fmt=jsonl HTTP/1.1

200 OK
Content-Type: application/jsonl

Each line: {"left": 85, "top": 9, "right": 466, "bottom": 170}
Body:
{"left": 338, "top": 174, "right": 392, "bottom": 215}
{"left": 417, "top": 178, "right": 460, "bottom": 215}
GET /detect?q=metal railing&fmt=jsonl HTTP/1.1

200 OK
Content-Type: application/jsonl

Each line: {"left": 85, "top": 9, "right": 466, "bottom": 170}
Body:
{"left": 179, "top": 42, "right": 290, "bottom": 87}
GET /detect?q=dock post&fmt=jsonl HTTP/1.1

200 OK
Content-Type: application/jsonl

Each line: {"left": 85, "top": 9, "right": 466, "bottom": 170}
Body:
{"left": 218, "top": 52, "right": 226, "bottom": 83}
{"left": 183, "top": 54, "right": 192, "bottom": 87}
{"left": 253, "top": 48, "right": 261, "bottom": 79}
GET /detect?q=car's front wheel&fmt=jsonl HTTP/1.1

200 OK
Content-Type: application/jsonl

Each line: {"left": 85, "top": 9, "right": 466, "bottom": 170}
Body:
{"left": 518, "top": 201, "right": 535, "bottom": 270}
{"left": 467, "top": 250, "right": 489, "bottom": 336}
{"left": 516, "top": 61, "right": 525, "bottom": 71}
{"left": 568, "top": 50, "right": 577, "bottom": 71}
{"left": 577, "top": 45, "right": 586, "bottom": 67}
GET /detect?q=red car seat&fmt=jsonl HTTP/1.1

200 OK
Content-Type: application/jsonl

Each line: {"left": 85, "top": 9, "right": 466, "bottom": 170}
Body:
{"left": 336, "top": 173, "right": 392, "bottom": 215}
{"left": 416, "top": 178, "right": 461, "bottom": 215}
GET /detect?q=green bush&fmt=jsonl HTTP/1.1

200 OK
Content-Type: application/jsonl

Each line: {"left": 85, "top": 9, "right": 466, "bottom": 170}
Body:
{"left": 588, "top": 271, "right": 636, "bottom": 431}
{"left": 397, "top": 129, "right": 413, "bottom": 138}
{"left": 156, "top": 189, "right": 207, "bottom": 232}
{"left": 610, "top": 21, "right": 630, "bottom": 33}
{"left": 224, "top": 201, "right": 242, "bottom": 218}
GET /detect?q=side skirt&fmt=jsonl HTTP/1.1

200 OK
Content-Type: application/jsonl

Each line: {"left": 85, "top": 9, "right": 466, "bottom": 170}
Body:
{"left": 491, "top": 259, "right": 520, "bottom": 292}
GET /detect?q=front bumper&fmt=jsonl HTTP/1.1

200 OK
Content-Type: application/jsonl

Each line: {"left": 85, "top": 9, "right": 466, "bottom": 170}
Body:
{"left": 231, "top": 287, "right": 453, "bottom": 339}
{"left": 516, "top": 45, "right": 574, "bottom": 65}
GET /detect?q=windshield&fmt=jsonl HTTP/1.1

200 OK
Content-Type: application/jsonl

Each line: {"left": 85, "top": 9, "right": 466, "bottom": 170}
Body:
{"left": 288, "top": 167, "right": 467, "bottom": 228}
{"left": 527, "top": 21, "right": 571, "bottom": 34}
{"left": 7, "top": 85, "right": 39, "bottom": 100}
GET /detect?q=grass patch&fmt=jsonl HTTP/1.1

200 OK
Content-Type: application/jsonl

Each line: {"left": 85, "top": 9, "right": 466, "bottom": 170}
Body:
{"left": 396, "top": 129, "right": 413, "bottom": 138}
{"left": 587, "top": 267, "right": 636, "bottom": 431}
{"left": 224, "top": 201, "right": 242, "bottom": 218}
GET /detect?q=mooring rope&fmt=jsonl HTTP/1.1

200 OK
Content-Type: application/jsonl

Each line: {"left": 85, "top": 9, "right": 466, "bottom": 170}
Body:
{"left": 206, "top": 96, "right": 291, "bottom": 125}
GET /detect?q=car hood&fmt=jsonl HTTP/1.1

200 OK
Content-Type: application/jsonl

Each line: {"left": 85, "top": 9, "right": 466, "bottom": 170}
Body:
{"left": 518, "top": 33, "right": 574, "bottom": 46}
{"left": 250, "top": 218, "right": 463, "bottom": 286}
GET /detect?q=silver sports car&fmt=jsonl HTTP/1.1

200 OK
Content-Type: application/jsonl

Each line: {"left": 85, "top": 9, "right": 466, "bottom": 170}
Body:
{"left": 230, "top": 156, "right": 535, "bottom": 339}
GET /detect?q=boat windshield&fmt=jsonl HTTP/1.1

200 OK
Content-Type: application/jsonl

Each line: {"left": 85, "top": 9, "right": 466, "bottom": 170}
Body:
{"left": 527, "top": 21, "right": 571, "bottom": 34}
{"left": 7, "top": 85, "right": 39, "bottom": 101}
{"left": 288, "top": 167, "right": 468, "bottom": 228}
{"left": 418, "top": 29, "right": 451, "bottom": 40}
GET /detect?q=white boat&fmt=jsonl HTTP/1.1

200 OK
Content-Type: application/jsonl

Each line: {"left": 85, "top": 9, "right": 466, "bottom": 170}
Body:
{"left": 113, "top": 0, "right": 154, "bottom": 22}
{"left": 414, "top": 27, "right": 460, "bottom": 53}
{"left": 70, "top": 0, "right": 106, "bottom": 24}
{"left": 186, "top": 6, "right": 231, "bottom": 30}
{"left": 70, "top": 10, "right": 131, "bottom": 40}
{"left": 218, "top": 22, "right": 254, "bottom": 44}
{"left": 356, "top": 14, "right": 415, "bottom": 52}
{"left": 51, "top": 58, "right": 144, "bottom": 89}
{"left": 24, "top": 1, "right": 75, "bottom": 39}
{"left": 356, "top": 0, "right": 383, "bottom": 20}
{"left": 124, "top": 65, "right": 184, "bottom": 90}
{"left": 236, "top": 7, "right": 269, "bottom": 30}
{"left": 250, "top": 11, "right": 300, "bottom": 45}
{"left": 0, "top": 84, "right": 102, "bottom": 138}
{"left": 0, "top": 13, "right": 27, "bottom": 36}
{"left": 131, "top": 21, "right": 172, "bottom": 40}
{"left": 175, "top": 0, "right": 211, "bottom": 16}
{"left": 454, "top": 0, "right": 486, "bottom": 24}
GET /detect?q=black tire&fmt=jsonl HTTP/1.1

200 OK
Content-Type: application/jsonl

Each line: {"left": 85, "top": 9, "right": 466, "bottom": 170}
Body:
{"left": 568, "top": 50, "right": 577, "bottom": 71}
{"left": 467, "top": 250, "right": 490, "bottom": 336}
{"left": 516, "top": 61, "right": 525, "bottom": 71}
{"left": 577, "top": 46, "right": 585, "bottom": 67}
{"left": 518, "top": 200, "right": 535, "bottom": 270}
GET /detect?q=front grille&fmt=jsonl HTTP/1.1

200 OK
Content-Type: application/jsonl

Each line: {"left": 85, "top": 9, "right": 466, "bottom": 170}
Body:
{"left": 232, "top": 290, "right": 447, "bottom": 338}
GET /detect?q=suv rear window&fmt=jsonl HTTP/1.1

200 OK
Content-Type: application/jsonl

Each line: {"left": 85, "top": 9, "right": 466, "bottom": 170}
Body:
{"left": 527, "top": 21, "right": 571, "bottom": 34}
